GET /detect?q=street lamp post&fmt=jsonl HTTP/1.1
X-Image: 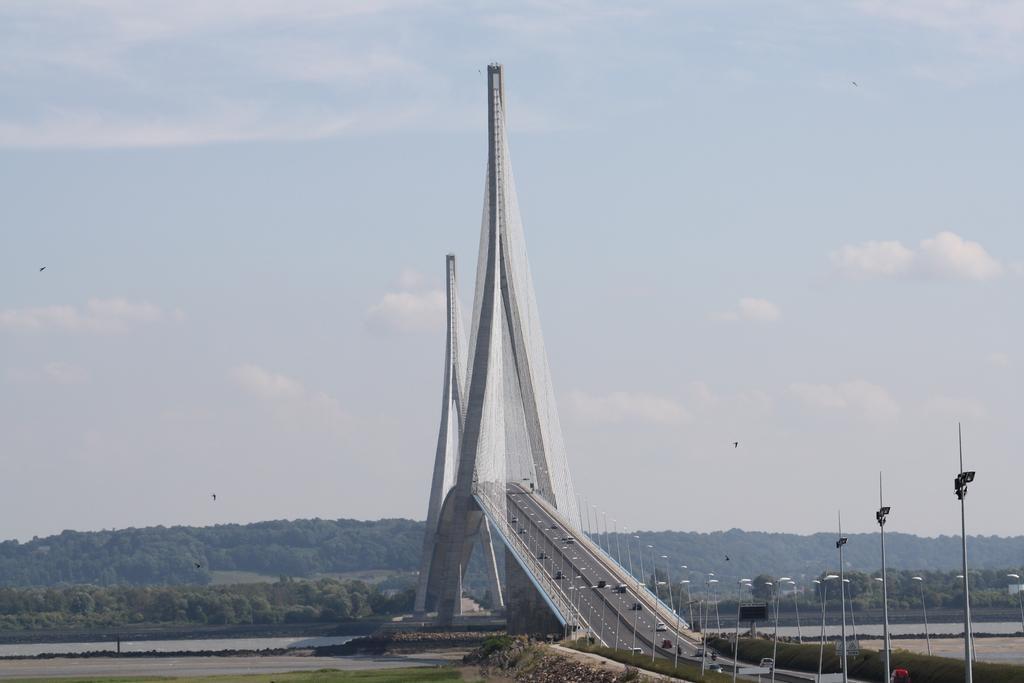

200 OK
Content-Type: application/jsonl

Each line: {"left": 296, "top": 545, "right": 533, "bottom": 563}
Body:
{"left": 816, "top": 575, "right": 838, "bottom": 683}
{"left": 613, "top": 520, "right": 622, "bottom": 566}
{"left": 837, "top": 514, "right": 849, "bottom": 683}
{"left": 877, "top": 475, "right": 892, "bottom": 682}
{"left": 708, "top": 577, "right": 719, "bottom": 639}
{"left": 911, "top": 577, "right": 931, "bottom": 656}
{"left": 635, "top": 536, "right": 646, "bottom": 592}
{"left": 1008, "top": 574, "right": 1024, "bottom": 635}
{"left": 771, "top": 577, "right": 790, "bottom": 683}
{"left": 676, "top": 579, "right": 690, "bottom": 668}
{"left": 954, "top": 423, "right": 975, "bottom": 683}
{"left": 624, "top": 528, "right": 634, "bottom": 579}
{"left": 733, "top": 579, "right": 751, "bottom": 683}
{"left": 843, "top": 579, "right": 858, "bottom": 645}
{"left": 785, "top": 579, "right": 802, "bottom": 643}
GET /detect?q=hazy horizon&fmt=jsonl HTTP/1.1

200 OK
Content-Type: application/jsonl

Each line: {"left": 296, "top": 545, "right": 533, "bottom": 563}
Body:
{"left": 2, "top": 1, "right": 1022, "bottom": 542}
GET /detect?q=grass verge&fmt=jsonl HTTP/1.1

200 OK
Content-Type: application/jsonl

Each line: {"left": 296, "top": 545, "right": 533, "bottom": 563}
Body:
{"left": 565, "top": 639, "right": 733, "bottom": 681}
{"left": 709, "top": 637, "right": 1024, "bottom": 683}
{"left": 2, "top": 666, "right": 466, "bottom": 683}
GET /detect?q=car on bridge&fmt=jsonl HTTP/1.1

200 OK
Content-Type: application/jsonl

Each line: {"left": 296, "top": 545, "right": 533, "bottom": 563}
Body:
{"left": 554, "top": 571, "right": 564, "bottom": 579}
{"left": 630, "top": 602, "right": 643, "bottom": 611}
{"left": 760, "top": 657, "right": 774, "bottom": 672}
{"left": 629, "top": 647, "right": 643, "bottom": 655}
{"left": 538, "top": 552, "right": 547, "bottom": 560}
{"left": 656, "top": 621, "right": 667, "bottom": 632}
{"left": 613, "top": 584, "right": 627, "bottom": 593}
{"left": 708, "top": 663, "right": 722, "bottom": 672}
{"left": 597, "top": 580, "right": 607, "bottom": 588}
{"left": 549, "top": 524, "right": 558, "bottom": 530}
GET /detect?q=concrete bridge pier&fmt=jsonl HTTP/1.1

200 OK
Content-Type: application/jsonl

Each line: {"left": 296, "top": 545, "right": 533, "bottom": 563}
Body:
{"left": 505, "top": 549, "right": 563, "bottom": 637}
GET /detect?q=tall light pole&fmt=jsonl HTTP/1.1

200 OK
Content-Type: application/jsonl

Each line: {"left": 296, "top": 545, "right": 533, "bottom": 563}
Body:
{"left": 817, "top": 575, "right": 838, "bottom": 683}
{"left": 613, "top": 520, "right": 622, "bottom": 565}
{"left": 700, "top": 574, "right": 708, "bottom": 677}
{"left": 708, "top": 581, "right": 716, "bottom": 638}
{"left": 911, "top": 576, "right": 931, "bottom": 656}
{"left": 624, "top": 527, "right": 635, "bottom": 579}
{"left": 709, "top": 577, "right": 719, "bottom": 639}
{"left": 785, "top": 579, "right": 802, "bottom": 643}
{"left": 837, "top": 514, "right": 849, "bottom": 683}
{"left": 957, "top": 573, "right": 977, "bottom": 663}
{"left": 733, "top": 578, "right": 751, "bottom": 683}
{"left": 648, "top": 544, "right": 658, "bottom": 601}
{"left": 1008, "top": 574, "right": 1024, "bottom": 635}
{"left": 598, "top": 509, "right": 606, "bottom": 552}
{"left": 876, "top": 475, "right": 892, "bottom": 682}
{"left": 954, "top": 423, "right": 975, "bottom": 683}
{"left": 635, "top": 535, "right": 646, "bottom": 592}
{"left": 676, "top": 578, "right": 690, "bottom": 668}
{"left": 770, "top": 577, "right": 790, "bottom": 683}
{"left": 843, "top": 578, "right": 858, "bottom": 644}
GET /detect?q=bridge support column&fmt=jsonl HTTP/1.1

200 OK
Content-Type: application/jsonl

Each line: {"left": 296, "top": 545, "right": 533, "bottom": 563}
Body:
{"left": 505, "top": 548, "right": 563, "bottom": 638}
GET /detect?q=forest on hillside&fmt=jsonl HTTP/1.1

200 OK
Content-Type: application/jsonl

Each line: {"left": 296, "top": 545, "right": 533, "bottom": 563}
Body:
{"left": 3, "top": 518, "right": 1023, "bottom": 590}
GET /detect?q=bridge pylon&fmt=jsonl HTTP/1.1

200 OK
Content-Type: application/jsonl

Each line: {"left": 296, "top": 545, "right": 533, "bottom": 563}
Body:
{"left": 415, "top": 254, "right": 503, "bottom": 617}
{"left": 424, "top": 64, "right": 581, "bottom": 628}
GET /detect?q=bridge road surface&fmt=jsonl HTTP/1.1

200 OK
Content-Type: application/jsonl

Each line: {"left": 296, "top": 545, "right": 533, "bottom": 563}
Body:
{"left": 506, "top": 485, "right": 698, "bottom": 658}
{"left": 505, "top": 486, "right": 839, "bottom": 682}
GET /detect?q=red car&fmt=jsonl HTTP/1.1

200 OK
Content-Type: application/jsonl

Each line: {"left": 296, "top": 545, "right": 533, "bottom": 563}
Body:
{"left": 891, "top": 669, "right": 911, "bottom": 683}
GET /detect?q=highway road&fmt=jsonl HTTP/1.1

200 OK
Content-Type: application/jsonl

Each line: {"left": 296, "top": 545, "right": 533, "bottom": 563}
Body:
{"left": 499, "top": 484, "right": 870, "bottom": 683}
{"left": 504, "top": 484, "right": 699, "bottom": 660}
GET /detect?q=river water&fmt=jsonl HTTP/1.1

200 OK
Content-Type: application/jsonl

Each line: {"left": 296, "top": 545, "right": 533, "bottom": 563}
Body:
{"left": 0, "top": 634, "right": 355, "bottom": 658}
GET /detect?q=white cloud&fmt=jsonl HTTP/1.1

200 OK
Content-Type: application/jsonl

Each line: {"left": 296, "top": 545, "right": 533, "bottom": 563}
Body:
{"left": 919, "top": 231, "right": 1003, "bottom": 280}
{"left": 567, "top": 390, "right": 691, "bottom": 425}
{"left": 365, "top": 290, "right": 445, "bottom": 335}
{"left": 230, "top": 364, "right": 351, "bottom": 435}
{"left": 0, "top": 298, "right": 171, "bottom": 332}
{"left": 790, "top": 380, "right": 900, "bottom": 421}
{"left": 922, "top": 395, "right": 987, "bottom": 420}
{"left": 713, "top": 297, "right": 781, "bottom": 323}
{"left": 686, "top": 381, "right": 774, "bottom": 416}
{"left": 396, "top": 268, "right": 428, "bottom": 290}
{"left": 831, "top": 240, "right": 915, "bottom": 277}
{"left": 832, "top": 232, "right": 1002, "bottom": 280}
{"left": 231, "top": 364, "right": 304, "bottom": 400}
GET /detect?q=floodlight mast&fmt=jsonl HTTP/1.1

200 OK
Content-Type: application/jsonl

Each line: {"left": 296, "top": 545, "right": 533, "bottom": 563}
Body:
{"left": 836, "top": 512, "right": 849, "bottom": 683}
{"left": 877, "top": 473, "right": 892, "bottom": 681}
{"left": 954, "top": 423, "right": 975, "bottom": 683}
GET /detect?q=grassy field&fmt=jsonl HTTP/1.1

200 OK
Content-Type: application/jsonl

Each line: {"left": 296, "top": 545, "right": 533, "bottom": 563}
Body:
{"left": 2, "top": 666, "right": 468, "bottom": 683}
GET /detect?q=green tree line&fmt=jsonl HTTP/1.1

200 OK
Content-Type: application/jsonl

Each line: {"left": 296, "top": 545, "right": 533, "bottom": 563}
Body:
{"left": 0, "top": 577, "right": 413, "bottom": 631}
{"left": 4, "top": 518, "right": 1024, "bottom": 591}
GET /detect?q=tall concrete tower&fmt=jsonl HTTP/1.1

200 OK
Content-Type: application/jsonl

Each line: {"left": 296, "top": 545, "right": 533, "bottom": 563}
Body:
{"left": 414, "top": 254, "right": 503, "bottom": 615}
{"left": 431, "top": 63, "right": 581, "bottom": 626}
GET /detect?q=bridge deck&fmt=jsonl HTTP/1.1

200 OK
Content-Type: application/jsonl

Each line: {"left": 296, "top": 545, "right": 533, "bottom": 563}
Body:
{"left": 495, "top": 484, "right": 700, "bottom": 659}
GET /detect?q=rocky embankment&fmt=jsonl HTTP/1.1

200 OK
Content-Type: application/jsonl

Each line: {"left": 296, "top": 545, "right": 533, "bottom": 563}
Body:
{"left": 463, "top": 636, "right": 641, "bottom": 682}
{"left": 316, "top": 630, "right": 497, "bottom": 656}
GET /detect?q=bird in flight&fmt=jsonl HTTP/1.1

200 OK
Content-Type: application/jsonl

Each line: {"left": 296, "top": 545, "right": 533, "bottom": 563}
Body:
{"left": 39, "top": 266, "right": 46, "bottom": 272}
{"left": 211, "top": 493, "right": 216, "bottom": 501}
{"left": 732, "top": 442, "right": 739, "bottom": 448}
{"left": 725, "top": 555, "right": 731, "bottom": 561}
{"left": 851, "top": 81, "right": 858, "bottom": 87}
{"left": 194, "top": 562, "right": 202, "bottom": 569}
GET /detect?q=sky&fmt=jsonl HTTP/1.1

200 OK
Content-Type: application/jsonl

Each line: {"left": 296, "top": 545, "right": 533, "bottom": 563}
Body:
{"left": 1, "top": 0, "right": 1022, "bottom": 542}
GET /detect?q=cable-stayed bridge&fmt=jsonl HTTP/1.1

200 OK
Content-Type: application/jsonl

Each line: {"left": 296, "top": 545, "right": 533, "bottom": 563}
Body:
{"left": 412, "top": 64, "right": 699, "bottom": 660}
